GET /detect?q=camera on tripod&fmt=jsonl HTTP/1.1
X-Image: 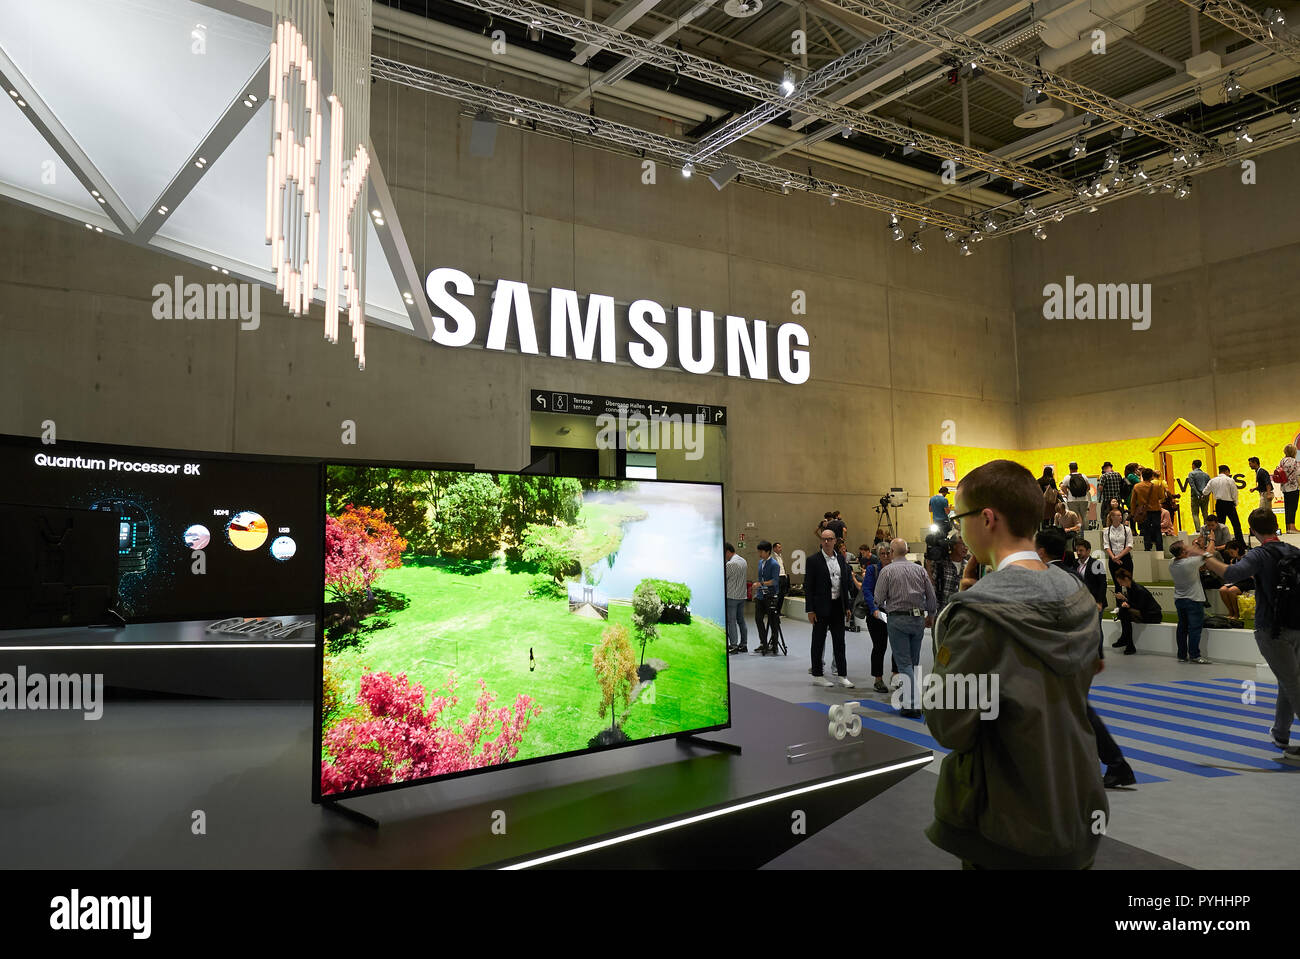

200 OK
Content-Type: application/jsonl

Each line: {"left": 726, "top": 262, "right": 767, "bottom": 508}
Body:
{"left": 924, "top": 527, "right": 956, "bottom": 563}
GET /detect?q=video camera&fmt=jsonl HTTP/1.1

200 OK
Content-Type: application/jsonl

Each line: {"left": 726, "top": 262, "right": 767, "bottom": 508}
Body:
{"left": 924, "top": 526, "right": 959, "bottom": 563}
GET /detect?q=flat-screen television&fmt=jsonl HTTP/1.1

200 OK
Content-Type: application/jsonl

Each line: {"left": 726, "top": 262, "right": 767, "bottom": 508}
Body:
{"left": 0, "top": 504, "right": 120, "bottom": 628}
{"left": 314, "top": 464, "right": 730, "bottom": 801}
{"left": 0, "top": 434, "right": 320, "bottom": 623}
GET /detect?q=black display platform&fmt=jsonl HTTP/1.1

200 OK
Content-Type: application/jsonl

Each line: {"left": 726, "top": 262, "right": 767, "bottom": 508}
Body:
{"left": 0, "top": 617, "right": 315, "bottom": 698}
{"left": 0, "top": 685, "right": 930, "bottom": 868}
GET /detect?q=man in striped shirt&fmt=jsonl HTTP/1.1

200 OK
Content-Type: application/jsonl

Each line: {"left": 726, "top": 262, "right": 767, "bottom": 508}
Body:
{"left": 874, "top": 538, "right": 937, "bottom": 717}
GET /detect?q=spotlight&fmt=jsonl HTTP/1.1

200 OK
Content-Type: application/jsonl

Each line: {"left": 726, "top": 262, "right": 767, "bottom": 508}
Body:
{"left": 708, "top": 161, "right": 739, "bottom": 190}
{"left": 1028, "top": 79, "right": 1044, "bottom": 100}
{"left": 970, "top": 231, "right": 983, "bottom": 244}
{"left": 1132, "top": 165, "right": 1150, "bottom": 183}
{"left": 841, "top": 125, "right": 853, "bottom": 138}
{"left": 1235, "top": 124, "right": 1253, "bottom": 144}
{"left": 1090, "top": 177, "right": 1107, "bottom": 196}
{"left": 1073, "top": 182, "right": 1090, "bottom": 200}
{"left": 1051, "top": 209, "right": 1065, "bottom": 222}
{"left": 682, "top": 161, "right": 694, "bottom": 177}
{"left": 157, "top": 205, "right": 168, "bottom": 214}
{"left": 829, "top": 191, "right": 838, "bottom": 206}
{"left": 1068, "top": 135, "right": 1086, "bottom": 158}
{"left": 957, "top": 238, "right": 972, "bottom": 256}
{"left": 1021, "top": 199, "right": 1037, "bottom": 218}
{"left": 1032, "top": 223, "right": 1047, "bottom": 240}
{"left": 1265, "top": 7, "right": 1286, "bottom": 28}
{"left": 780, "top": 65, "right": 796, "bottom": 96}
{"left": 1088, "top": 205, "right": 1098, "bottom": 213}
{"left": 943, "top": 228, "right": 958, "bottom": 243}
{"left": 1161, "top": 180, "right": 1176, "bottom": 193}
{"left": 1171, "top": 147, "right": 1188, "bottom": 167}
{"left": 528, "top": 19, "right": 543, "bottom": 42}
{"left": 889, "top": 213, "right": 900, "bottom": 227}
{"left": 1120, "top": 126, "right": 1135, "bottom": 140}
{"left": 1290, "top": 104, "right": 1300, "bottom": 125}
{"left": 1102, "top": 148, "right": 1119, "bottom": 172}
{"left": 890, "top": 224, "right": 905, "bottom": 241}
{"left": 910, "top": 233, "right": 924, "bottom": 253}
{"left": 903, "top": 138, "right": 917, "bottom": 156}
{"left": 1189, "top": 151, "right": 1203, "bottom": 167}
{"left": 1174, "top": 177, "right": 1192, "bottom": 199}
{"left": 781, "top": 180, "right": 792, "bottom": 194}
{"left": 1223, "top": 73, "right": 1242, "bottom": 102}
{"left": 981, "top": 213, "right": 998, "bottom": 233}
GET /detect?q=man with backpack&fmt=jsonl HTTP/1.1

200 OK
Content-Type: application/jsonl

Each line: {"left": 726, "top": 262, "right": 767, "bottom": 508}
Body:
{"left": 1062, "top": 463, "right": 1091, "bottom": 532}
{"left": 1198, "top": 507, "right": 1300, "bottom": 762}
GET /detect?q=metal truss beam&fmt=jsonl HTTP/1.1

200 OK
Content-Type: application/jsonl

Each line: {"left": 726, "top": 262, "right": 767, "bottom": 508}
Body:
{"left": 815, "top": 0, "right": 1215, "bottom": 151}
{"left": 439, "top": 0, "right": 1072, "bottom": 197}
{"left": 1172, "top": 0, "right": 1300, "bottom": 65}
{"left": 368, "top": 55, "right": 977, "bottom": 231}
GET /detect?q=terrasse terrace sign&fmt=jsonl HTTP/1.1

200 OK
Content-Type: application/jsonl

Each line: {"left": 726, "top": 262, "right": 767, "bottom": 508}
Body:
{"left": 425, "top": 268, "right": 811, "bottom": 385}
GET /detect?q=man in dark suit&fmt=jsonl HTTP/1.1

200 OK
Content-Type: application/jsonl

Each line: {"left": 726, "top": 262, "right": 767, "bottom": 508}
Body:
{"left": 805, "top": 528, "right": 854, "bottom": 688}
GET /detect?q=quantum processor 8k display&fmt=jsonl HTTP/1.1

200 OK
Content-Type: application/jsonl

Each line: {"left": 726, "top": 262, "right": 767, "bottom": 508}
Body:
{"left": 315, "top": 464, "right": 730, "bottom": 800}
{"left": 0, "top": 434, "right": 320, "bottom": 624}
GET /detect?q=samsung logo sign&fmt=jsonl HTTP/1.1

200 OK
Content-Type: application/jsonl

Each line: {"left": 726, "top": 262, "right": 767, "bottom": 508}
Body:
{"left": 424, "top": 268, "right": 811, "bottom": 385}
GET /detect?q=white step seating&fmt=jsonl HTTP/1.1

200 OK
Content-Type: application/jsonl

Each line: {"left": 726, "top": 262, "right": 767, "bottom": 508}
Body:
{"left": 1102, "top": 619, "right": 1260, "bottom": 666}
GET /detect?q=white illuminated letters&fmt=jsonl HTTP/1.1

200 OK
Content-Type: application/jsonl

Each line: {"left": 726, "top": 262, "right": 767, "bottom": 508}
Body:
{"left": 427, "top": 267, "right": 476, "bottom": 347}
{"left": 487, "top": 280, "right": 540, "bottom": 355}
{"left": 777, "top": 322, "right": 811, "bottom": 385}
{"left": 550, "top": 288, "right": 616, "bottom": 362}
{"left": 627, "top": 300, "right": 668, "bottom": 369}
{"left": 420, "top": 269, "right": 811, "bottom": 385}
{"left": 726, "top": 314, "right": 768, "bottom": 380}
{"left": 678, "top": 308, "right": 716, "bottom": 375}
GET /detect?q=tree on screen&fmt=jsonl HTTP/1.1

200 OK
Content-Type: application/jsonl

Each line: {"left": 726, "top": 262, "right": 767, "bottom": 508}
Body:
{"left": 432, "top": 473, "right": 503, "bottom": 560}
{"left": 325, "top": 505, "right": 408, "bottom": 630}
{"left": 521, "top": 522, "right": 582, "bottom": 584}
{"left": 500, "top": 476, "right": 582, "bottom": 556}
{"left": 319, "top": 671, "right": 541, "bottom": 795}
{"left": 593, "top": 624, "right": 639, "bottom": 731}
{"left": 631, "top": 581, "right": 663, "bottom": 665}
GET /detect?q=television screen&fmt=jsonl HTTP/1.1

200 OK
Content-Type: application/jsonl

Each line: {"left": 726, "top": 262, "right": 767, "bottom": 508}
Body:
{"left": 0, "top": 504, "right": 120, "bottom": 628}
{"left": 0, "top": 434, "right": 320, "bottom": 623}
{"left": 315, "top": 465, "right": 730, "bottom": 799}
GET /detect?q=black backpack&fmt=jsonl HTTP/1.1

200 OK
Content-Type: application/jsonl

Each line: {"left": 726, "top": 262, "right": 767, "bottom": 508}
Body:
{"left": 1263, "top": 542, "right": 1300, "bottom": 637}
{"left": 1068, "top": 473, "right": 1088, "bottom": 497}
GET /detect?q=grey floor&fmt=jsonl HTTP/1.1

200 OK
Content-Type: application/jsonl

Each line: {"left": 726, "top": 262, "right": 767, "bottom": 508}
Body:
{"left": 737, "top": 608, "right": 1299, "bottom": 870}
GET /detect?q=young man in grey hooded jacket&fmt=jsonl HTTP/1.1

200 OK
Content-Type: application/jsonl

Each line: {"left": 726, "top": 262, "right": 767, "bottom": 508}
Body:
{"left": 925, "top": 459, "right": 1109, "bottom": 869}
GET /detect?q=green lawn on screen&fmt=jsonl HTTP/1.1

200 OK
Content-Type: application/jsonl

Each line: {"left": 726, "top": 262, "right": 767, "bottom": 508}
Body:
{"left": 324, "top": 558, "right": 729, "bottom": 764}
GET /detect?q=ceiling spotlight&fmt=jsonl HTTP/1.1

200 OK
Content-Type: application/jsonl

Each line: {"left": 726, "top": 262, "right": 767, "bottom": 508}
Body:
{"left": 1265, "top": 7, "right": 1286, "bottom": 28}
{"left": 6, "top": 90, "right": 16, "bottom": 98}
{"left": 1234, "top": 124, "right": 1253, "bottom": 144}
{"left": 1289, "top": 104, "right": 1300, "bottom": 124}
{"left": 682, "top": 161, "right": 694, "bottom": 177}
{"left": 527, "top": 19, "right": 543, "bottom": 42}
{"left": 1223, "top": 73, "right": 1242, "bottom": 102}
{"left": 1131, "top": 165, "right": 1150, "bottom": 183}
{"left": 780, "top": 65, "right": 796, "bottom": 96}
{"left": 211, "top": 265, "right": 219, "bottom": 271}
{"left": 910, "top": 233, "right": 924, "bottom": 253}
{"left": 15, "top": 98, "right": 25, "bottom": 108}
{"left": 981, "top": 213, "right": 998, "bottom": 233}
{"left": 1021, "top": 199, "right": 1037, "bottom": 218}
{"left": 95, "top": 196, "right": 105, "bottom": 204}
{"left": 957, "top": 238, "right": 972, "bottom": 256}
{"left": 242, "top": 99, "right": 252, "bottom": 108}
{"left": 1171, "top": 147, "right": 1188, "bottom": 167}
{"left": 1051, "top": 209, "right": 1065, "bottom": 222}
{"left": 1068, "top": 135, "right": 1086, "bottom": 158}
{"left": 90, "top": 189, "right": 100, "bottom": 197}
{"left": 84, "top": 222, "right": 92, "bottom": 229}
{"left": 1120, "top": 126, "right": 1135, "bottom": 140}
{"left": 1028, "top": 79, "right": 1044, "bottom": 100}
{"left": 1102, "top": 148, "right": 1119, "bottom": 172}
{"left": 1175, "top": 177, "right": 1192, "bottom": 199}
{"left": 94, "top": 226, "right": 102, "bottom": 233}
{"left": 891, "top": 224, "right": 905, "bottom": 241}
{"left": 888, "top": 213, "right": 900, "bottom": 227}
{"left": 1088, "top": 205, "right": 1099, "bottom": 213}
{"left": 1073, "top": 182, "right": 1090, "bottom": 200}
{"left": 829, "top": 191, "right": 838, "bottom": 206}
{"left": 841, "top": 125, "right": 853, "bottom": 138}
{"left": 157, "top": 205, "right": 168, "bottom": 214}
{"left": 1161, "top": 180, "right": 1176, "bottom": 193}
{"left": 1031, "top": 223, "right": 1047, "bottom": 240}
{"left": 781, "top": 180, "right": 791, "bottom": 194}
{"left": 943, "top": 228, "right": 958, "bottom": 243}
{"left": 903, "top": 138, "right": 917, "bottom": 156}
{"left": 1090, "top": 177, "right": 1108, "bottom": 196}
{"left": 248, "top": 94, "right": 258, "bottom": 103}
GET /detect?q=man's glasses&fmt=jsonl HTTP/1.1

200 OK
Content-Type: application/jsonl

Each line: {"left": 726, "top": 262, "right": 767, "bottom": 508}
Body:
{"left": 948, "top": 507, "right": 984, "bottom": 529}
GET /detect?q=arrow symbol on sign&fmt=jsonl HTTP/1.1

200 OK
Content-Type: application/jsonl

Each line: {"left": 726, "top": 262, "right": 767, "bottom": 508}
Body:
{"left": 536, "top": 395, "right": 547, "bottom": 408}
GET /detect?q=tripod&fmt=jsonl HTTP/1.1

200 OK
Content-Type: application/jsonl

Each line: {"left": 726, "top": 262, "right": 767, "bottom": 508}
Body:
{"left": 763, "top": 595, "right": 787, "bottom": 655}
{"left": 873, "top": 501, "right": 896, "bottom": 542}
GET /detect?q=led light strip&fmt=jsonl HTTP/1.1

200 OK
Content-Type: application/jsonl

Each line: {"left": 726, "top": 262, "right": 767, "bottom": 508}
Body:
{"left": 0, "top": 644, "right": 316, "bottom": 652}
{"left": 499, "top": 754, "right": 933, "bottom": 869}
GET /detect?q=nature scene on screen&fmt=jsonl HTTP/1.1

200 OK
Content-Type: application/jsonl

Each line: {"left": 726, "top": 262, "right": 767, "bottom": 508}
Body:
{"left": 318, "top": 467, "right": 729, "bottom": 796}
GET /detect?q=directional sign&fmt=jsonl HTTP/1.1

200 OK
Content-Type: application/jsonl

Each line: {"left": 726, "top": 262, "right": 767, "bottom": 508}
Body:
{"left": 529, "top": 390, "right": 726, "bottom": 425}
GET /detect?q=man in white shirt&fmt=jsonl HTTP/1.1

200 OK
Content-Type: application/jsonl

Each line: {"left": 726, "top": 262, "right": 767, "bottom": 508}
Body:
{"left": 1205, "top": 465, "right": 1244, "bottom": 546}
{"left": 724, "top": 542, "right": 749, "bottom": 654}
{"left": 1169, "top": 540, "right": 1211, "bottom": 664}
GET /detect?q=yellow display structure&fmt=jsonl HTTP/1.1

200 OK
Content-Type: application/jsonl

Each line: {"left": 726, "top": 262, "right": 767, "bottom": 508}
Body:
{"left": 927, "top": 418, "right": 1300, "bottom": 513}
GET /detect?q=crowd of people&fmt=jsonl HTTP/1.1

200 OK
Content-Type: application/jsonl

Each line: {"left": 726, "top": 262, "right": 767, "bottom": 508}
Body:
{"left": 723, "top": 457, "right": 1300, "bottom": 869}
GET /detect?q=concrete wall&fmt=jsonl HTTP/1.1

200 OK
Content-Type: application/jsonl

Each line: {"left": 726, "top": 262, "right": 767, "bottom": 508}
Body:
{"left": 0, "top": 60, "right": 1021, "bottom": 556}
{"left": 1010, "top": 142, "right": 1300, "bottom": 454}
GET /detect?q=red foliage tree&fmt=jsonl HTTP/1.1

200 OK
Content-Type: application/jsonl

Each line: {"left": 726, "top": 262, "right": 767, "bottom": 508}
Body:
{"left": 325, "top": 505, "right": 408, "bottom": 623}
{"left": 320, "top": 671, "right": 542, "bottom": 795}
